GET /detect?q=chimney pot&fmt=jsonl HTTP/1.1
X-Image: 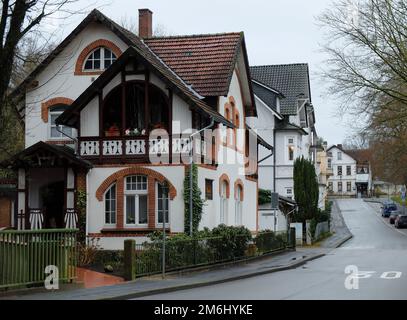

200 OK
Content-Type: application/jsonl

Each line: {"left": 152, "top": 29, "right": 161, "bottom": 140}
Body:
{"left": 139, "top": 9, "right": 153, "bottom": 38}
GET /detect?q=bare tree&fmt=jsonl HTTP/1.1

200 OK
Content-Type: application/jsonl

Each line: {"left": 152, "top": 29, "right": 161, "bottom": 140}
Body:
{"left": 318, "top": 0, "right": 407, "bottom": 121}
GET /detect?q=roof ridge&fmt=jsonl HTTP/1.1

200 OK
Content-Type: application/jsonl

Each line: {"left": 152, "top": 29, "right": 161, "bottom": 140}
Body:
{"left": 250, "top": 63, "right": 309, "bottom": 68}
{"left": 145, "top": 32, "right": 242, "bottom": 40}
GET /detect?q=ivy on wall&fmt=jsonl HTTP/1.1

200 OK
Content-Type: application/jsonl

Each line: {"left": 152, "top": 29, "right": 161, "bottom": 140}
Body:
{"left": 183, "top": 164, "right": 204, "bottom": 235}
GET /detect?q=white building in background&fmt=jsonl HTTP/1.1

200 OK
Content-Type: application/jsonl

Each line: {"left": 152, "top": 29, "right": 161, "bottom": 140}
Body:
{"left": 247, "top": 64, "right": 319, "bottom": 231}
{"left": 327, "top": 145, "right": 372, "bottom": 198}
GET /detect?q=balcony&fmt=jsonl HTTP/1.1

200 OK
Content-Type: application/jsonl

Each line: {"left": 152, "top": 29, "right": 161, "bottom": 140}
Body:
{"left": 326, "top": 167, "right": 334, "bottom": 176}
{"left": 78, "top": 135, "right": 209, "bottom": 163}
{"left": 356, "top": 173, "right": 369, "bottom": 183}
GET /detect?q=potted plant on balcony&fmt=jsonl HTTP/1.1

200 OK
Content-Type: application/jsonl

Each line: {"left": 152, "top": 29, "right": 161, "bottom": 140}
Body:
{"left": 105, "top": 123, "right": 120, "bottom": 137}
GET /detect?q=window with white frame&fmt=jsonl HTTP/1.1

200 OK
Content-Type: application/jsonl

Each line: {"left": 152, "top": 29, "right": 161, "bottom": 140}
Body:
{"left": 105, "top": 184, "right": 116, "bottom": 225}
{"left": 49, "top": 104, "right": 73, "bottom": 139}
{"left": 235, "top": 185, "right": 243, "bottom": 226}
{"left": 327, "top": 158, "right": 332, "bottom": 169}
{"left": 337, "top": 151, "right": 342, "bottom": 160}
{"left": 125, "top": 175, "right": 148, "bottom": 226}
{"left": 286, "top": 188, "right": 293, "bottom": 200}
{"left": 83, "top": 47, "right": 117, "bottom": 71}
{"left": 157, "top": 182, "right": 169, "bottom": 226}
{"left": 287, "top": 137, "right": 295, "bottom": 162}
{"left": 220, "top": 181, "right": 228, "bottom": 224}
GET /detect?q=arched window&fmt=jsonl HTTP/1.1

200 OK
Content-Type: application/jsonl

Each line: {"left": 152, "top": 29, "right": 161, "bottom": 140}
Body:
{"left": 105, "top": 184, "right": 116, "bottom": 225}
{"left": 125, "top": 175, "right": 148, "bottom": 226}
{"left": 103, "top": 82, "right": 169, "bottom": 136}
{"left": 220, "top": 180, "right": 229, "bottom": 225}
{"left": 84, "top": 47, "right": 117, "bottom": 71}
{"left": 235, "top": 184, "right": 243, "bottom": 225}
{"left": 49, "top": 104, "right": 72, "bottom": 138}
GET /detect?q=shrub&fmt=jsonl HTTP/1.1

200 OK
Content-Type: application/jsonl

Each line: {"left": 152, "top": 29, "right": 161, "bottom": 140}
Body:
{"left": 207, "top": 225, "right": 252, "bottom": 260}
{"left": 255, "top": 230, "right": 287, "bottom": 253}
{"left": 77, "top": 237, "right": 102, "bottom": 267}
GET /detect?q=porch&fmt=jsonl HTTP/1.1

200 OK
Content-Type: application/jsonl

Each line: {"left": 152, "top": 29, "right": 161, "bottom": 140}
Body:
{"left": 1, "top": 142, "right": 91, "bottom": 230}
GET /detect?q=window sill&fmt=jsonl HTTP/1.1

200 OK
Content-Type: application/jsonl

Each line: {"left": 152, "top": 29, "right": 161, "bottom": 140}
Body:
{"left": 101, "top": 228, "right": 170, "bottom": 234}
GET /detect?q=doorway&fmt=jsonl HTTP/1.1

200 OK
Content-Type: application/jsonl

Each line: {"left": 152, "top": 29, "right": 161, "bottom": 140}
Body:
{"left": 40, "top": 181, "right": 65, "bottom": 229}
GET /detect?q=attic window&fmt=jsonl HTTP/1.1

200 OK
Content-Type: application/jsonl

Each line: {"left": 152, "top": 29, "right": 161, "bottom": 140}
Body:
{"left": 84, "top": 47, "right": 117, "bottom": 71}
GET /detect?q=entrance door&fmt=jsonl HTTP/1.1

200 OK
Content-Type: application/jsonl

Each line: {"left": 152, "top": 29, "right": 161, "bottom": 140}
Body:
{"left": 40, "top": 181, "right": 65, "bottom": 229}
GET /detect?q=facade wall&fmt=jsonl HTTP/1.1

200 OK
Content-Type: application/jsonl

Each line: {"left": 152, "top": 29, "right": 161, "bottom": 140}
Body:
{"left": 25, "top": 22, "right": 128, "bottom": 147}
{"left": 327, "top": 147, "right": 357, "bottom": 196}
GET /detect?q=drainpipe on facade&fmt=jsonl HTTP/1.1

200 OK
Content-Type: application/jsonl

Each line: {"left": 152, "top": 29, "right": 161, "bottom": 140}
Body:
{"left": 188, "top": 117, "right": 215, "bottom": 236}
{"left": 85, "top": 169, "right": 90, "bottom": 244}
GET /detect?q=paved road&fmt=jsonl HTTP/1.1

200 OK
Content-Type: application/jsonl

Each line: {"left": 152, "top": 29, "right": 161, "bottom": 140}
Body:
{"left": 137, "top": 199, "right": 407, "bottom": 300}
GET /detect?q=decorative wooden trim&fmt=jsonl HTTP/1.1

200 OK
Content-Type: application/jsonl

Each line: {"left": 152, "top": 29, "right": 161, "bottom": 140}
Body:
{"left": 234, "top": 178, "right": 244, "bottom": 201}
{"left": 46, "top": 140, "right": 75, "bottom": 145}
{"left": 95, "top": 166, "right": 177, "bottom": 201}
{"left": 41, "top": 97, "right": 74, "bottom": 123}
{"left": 74, "top": 39, "right": 123, "bottom": 76}
{"left": 219, "top": 173, "right": 231, "bottom": 199}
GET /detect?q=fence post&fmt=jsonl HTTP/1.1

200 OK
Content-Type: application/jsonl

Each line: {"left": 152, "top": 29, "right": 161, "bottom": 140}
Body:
{"left": 124, "top": 239, "right": 136, "bottom": 281}
{"left": 289, "top": 227, "right": 296, "bottom": 249}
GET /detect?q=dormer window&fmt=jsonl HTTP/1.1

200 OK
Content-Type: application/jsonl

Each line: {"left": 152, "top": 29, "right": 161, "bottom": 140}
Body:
{"left": 83, "top": 47, "right": 117, "bottom": 71}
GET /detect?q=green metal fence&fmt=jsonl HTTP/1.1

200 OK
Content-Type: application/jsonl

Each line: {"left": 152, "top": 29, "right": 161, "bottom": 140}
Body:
{"left": 134, "top": 230, "right": 292, "bottom": 277}
{"left": 0, "top": 229, "right": 78, "bottom": 289}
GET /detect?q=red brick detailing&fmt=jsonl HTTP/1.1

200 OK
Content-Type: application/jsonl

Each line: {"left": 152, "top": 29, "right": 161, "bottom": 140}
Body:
{"left": 198, "top": 164, "right": 217, "bottom": 171}
{"left": 76, "top": 171, "right": 87, "bottom": 193}
{"left": 219, "top": 173, "right": 230, "bottom": 199}
{"left": 41, "top": 97, "right": 74, "bottom": 123}
{"left": 147, "top": 177, "right": 156, "bottom": 229}
{"left": 0, "top": 197, "right": 11, "bottom": 228}
{"left": 95, "top": 167, "right": 177, "bottom": 202}
{"left": 234, "top": 179, "right": 244, "bottom": 201}
{"left": 116, "top": 178, "right": 124, "bottom": 229}
{"left": 139, "top": 9, "right": 153, "bottom": 39}
{"left": 46, "top": 140, "right": 75, "bottom": 145}
{"left": 74, "top": 39, "right": 123, "bottom": 76}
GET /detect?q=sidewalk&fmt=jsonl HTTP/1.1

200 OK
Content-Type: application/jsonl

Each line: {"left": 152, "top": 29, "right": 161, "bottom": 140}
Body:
{"left": 320, "top": 200, "right": 353, "bottom": 248}
{"left": 1, "top": 248, "right": 327, "bottom": 300}
{"left": 1, "top": 200, "right": 352, "bottom": 300}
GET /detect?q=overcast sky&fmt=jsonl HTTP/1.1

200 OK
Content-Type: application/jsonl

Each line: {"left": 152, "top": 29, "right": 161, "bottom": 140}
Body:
{"left": 61, "top": 0, "right": 355, "bottom": 145}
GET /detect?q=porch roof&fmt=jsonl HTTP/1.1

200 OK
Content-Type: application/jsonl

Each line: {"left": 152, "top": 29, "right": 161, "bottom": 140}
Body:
{"left": 0, "top": 142, "right": 92, "bottom": 169}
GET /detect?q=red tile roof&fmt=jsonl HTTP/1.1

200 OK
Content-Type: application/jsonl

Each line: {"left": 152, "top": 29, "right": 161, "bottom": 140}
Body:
{"left": 144, "top": 33, "right": 243, "bottom": 97}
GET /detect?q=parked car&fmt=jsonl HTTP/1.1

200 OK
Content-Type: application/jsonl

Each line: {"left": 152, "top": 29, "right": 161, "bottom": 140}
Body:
{"left": 382, "top": 202, "right": 398, "bottom": 218}
{"left": 395, "top": 215, "right": 407, "bottom": 229}
{"left": 389, "top": 210, "right": 402, "bottom": 224}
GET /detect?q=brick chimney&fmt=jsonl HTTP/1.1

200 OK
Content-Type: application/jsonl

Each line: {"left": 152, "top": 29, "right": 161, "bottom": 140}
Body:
{"left": 139, "top": 9, "right": 152, "bottom": 38}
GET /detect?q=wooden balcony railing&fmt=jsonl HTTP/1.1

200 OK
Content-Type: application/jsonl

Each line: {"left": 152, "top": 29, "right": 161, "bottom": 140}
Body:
{"left": 78, "top": 136, "right": 210, "bottom": 163}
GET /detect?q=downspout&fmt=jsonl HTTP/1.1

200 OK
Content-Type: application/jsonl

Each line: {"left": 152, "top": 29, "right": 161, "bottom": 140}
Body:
{"left": 85, "top": 169, "right": 90, "bottom": 244}
{"left": 273, "top": 128, "right": 276, "bottom": 192}
{"left": 188, "top": 117, "right": 215, "bottom": 236}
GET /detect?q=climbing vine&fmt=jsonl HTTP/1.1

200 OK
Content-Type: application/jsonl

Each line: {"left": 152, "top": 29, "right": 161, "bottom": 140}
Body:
{"left": 76, "top": 190, "right": 87, "bottom": 244}
{"left": 183, "top": 164, "right": 204, "bottom": 235}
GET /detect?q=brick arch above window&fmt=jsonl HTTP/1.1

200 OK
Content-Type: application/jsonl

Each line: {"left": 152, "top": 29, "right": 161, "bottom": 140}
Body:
{"left": 74, "top": 39, "right": 123, "bottom": 76}
{"left": 234, "top": 179, "right": 244, "bottom": 201}
{"left": 41, "top": 97, "right": 74, "bottom": 123}
{"left": 219, "top": 173, "right": 230, "bottom": 199}
{"left": 96, "top": 166, "right": 177, "bottom": 202}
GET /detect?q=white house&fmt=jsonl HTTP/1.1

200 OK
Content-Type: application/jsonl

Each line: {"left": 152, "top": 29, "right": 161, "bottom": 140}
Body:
{"left": 327, "top": 145, "right": 372, "bottom": 198}
{"left": 247, "top": 64, "right": 318, "bottom": 231}
{"left": 2, "top": 9, "right": 271, "bottom": 250}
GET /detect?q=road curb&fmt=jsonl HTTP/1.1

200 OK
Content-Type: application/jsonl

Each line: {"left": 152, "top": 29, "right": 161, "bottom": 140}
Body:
{"left": 332, "top": 233, "right": 353, "bottom": 249}
{"left": 104, "top": 253, "right": 326, "bottom": 300}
